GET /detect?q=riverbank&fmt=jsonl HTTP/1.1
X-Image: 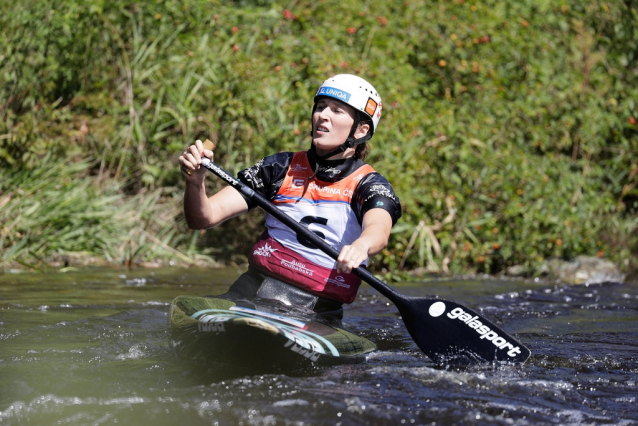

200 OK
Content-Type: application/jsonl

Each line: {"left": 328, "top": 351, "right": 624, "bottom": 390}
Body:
{"left": 2, "top": 250, "right": 634, "bottom": 286}
{"left": 1, "top": 0, "right": 637, "bottom": 277}
{"left": 1, "top": 132, "right": 636, "bottom": 280}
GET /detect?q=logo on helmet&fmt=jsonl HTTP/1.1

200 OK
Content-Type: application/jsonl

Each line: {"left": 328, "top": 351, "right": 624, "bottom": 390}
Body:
{"left": 317, "top": 86, "right": 351, "bottom": 102}
{"left": 365, "top": 98, "right": 378, "bottom": 116}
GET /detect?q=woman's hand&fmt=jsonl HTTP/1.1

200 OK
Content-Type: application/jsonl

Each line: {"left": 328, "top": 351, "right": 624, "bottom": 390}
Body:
{"left": 336, "top": 241, "right": 370, "bottom": 274}
{"left": 179, "top": 139, "right": 215, "bottom": 180}
{"left": 336, "top": 209, "right": 393, "bottom": 274}
{"left": 180, "top": 138, "right": 248, "bottom": 230}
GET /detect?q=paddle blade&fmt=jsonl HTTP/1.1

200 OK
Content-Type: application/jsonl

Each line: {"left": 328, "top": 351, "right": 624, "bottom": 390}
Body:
{"left": 395, "top": 297, "right": 531, "bottom": 365}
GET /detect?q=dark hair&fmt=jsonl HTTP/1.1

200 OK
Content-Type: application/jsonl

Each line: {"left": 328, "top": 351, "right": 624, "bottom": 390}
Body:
{"left": 354, "top": 116, "right": 373, "bottom": 160}
{"left": 355, "top": 142, "right": 369, "bottom": 160}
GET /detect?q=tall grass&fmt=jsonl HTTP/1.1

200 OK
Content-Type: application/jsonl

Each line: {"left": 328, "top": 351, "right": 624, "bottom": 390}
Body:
{"left": 0, "top": 155, "right": 214, "bottom": 270}
{"left": 0, "top": 0, "right": 636, "bottom": 274}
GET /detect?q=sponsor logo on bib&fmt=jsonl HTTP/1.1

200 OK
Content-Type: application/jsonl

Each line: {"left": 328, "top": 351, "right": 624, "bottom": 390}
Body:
{"left": 325, "top": 275, "right": 350, "bottom": 288}
{"left": 281, "top": 259, "right": 314, "bottom": 276}
{"left": 253, "top": 243, "right": 277, "bottom": 257}
{"left": 308, "top": 181, "right": 347, "bottom": 195}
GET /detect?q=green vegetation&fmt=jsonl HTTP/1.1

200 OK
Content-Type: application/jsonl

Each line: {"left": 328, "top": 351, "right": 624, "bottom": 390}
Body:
{"left": 1, "top": 0, "right": 637, "bottom": 277}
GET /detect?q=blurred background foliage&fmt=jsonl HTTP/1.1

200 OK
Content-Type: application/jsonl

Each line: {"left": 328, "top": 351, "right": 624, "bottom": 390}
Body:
{"left": 1, "top": 0, "right": 637, "bottom": 277}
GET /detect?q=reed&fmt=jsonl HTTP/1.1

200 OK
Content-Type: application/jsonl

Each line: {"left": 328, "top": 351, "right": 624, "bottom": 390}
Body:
{"left": 0, "top": 155, "right": 214, "bottom": 270}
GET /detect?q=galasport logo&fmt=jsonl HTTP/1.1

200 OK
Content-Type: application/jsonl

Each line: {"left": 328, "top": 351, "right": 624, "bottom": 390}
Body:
{"left": 253, "top": 243, "right": 277, "bottom": 257}
{"left": 291, "top": 164, "right": 307, "bottom": 172}
{"left": 429, "top": 302, "right": 522, "bottom": 358}
{"left": 324, "top": 275, "right": 350, "bottom": 288}
{"left": 281, "top": 259, "right": 314, "bottom": 276}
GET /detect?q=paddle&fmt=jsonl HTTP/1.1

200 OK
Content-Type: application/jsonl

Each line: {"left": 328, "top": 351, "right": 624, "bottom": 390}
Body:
{"left": 196, "top": 143, "right": 531, "bottom": 365}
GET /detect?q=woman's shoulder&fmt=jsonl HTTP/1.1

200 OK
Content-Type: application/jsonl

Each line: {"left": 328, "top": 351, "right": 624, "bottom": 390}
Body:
{"left": 358, "top": 169, "right": 394, "bottom": 186}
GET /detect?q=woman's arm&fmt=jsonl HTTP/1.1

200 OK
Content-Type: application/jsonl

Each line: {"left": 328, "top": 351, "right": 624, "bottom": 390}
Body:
{"left": 179, "top": 140, "right": 249, "bottom": 229}
{"left": 336, "top": 208, "right": 393, "bottom": 274}
{"left": 184, "top": 184, "right": 248, "bottom": 229}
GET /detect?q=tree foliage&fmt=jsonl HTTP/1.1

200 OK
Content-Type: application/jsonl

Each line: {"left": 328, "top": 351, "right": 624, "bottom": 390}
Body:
{"left": 1, "top": 0, "right": 636, "bottom": 274}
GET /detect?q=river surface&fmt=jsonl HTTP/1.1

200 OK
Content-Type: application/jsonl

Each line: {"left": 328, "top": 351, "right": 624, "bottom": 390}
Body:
{"left": 0, "top": 267, "right": 636, "bottom": 425}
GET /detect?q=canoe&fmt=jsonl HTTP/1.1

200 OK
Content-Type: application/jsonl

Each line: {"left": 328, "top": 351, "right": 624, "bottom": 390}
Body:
{"left": 169, "top": 295, "right": 376, "bottom": 373}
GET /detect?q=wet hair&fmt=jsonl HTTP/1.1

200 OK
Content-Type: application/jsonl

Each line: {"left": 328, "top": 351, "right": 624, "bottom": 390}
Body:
{"left": 354, "top": 143, "right": 369, "bottom": 160}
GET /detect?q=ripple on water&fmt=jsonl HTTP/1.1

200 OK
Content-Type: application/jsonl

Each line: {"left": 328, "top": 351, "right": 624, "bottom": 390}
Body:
{"left": 115, "top": 343, "right": 148, "bottom": 360}
{"left": 0, "top": 394, "right": 147, "bottom": 421}
{"left": 272, "top": 399, "right": 309, "bottom": 407}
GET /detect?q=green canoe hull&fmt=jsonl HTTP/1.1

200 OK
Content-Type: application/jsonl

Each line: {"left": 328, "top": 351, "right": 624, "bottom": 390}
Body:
{"left": 169, "top": 295, "right": 376, "bottom": 373}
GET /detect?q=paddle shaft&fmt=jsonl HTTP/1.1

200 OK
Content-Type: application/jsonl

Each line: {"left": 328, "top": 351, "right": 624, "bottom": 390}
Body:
{"left": 199, "top": 158, "right": 402, "bottom": 302}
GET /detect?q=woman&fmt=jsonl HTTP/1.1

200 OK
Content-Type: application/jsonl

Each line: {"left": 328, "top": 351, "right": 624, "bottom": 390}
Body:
{"left": 178, "top": 74, "right": 401, "bottom": 319}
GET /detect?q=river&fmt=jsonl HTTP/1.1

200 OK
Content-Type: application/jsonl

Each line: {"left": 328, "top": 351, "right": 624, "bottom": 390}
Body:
{"left": 1, "top": 267, "right": 636, "bottom": 425}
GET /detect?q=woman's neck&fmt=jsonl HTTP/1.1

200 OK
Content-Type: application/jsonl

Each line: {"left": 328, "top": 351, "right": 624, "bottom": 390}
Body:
{"left": 307, "top": 146, "right": 363, "bottom": 182}
{"left": 314, "top": 146, "right": 356, "bottom": 160}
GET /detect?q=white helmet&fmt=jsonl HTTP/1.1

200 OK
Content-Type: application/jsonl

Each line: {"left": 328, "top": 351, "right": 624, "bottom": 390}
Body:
{"left": 314, "top": 74, "right": 382, "bottom": 134}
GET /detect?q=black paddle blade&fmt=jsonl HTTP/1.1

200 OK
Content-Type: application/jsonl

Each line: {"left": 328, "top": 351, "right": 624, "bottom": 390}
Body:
{"left": 395, "top": 297, "right": 531, "bottom": 365}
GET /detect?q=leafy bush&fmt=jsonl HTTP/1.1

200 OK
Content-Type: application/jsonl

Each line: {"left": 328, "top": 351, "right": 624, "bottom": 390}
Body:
{"left": 1, "top": 0, "right": 636, "bottom": 274}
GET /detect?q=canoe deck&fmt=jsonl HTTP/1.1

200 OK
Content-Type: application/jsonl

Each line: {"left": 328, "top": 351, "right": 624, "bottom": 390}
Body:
{"left": 169, "top": 295, "right": 376, "bottom": 373}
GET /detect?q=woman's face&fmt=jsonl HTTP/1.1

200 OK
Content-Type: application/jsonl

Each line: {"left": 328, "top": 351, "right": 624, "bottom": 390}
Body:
{"left": 311, "top": 98, "right": 358, "bottom": 157}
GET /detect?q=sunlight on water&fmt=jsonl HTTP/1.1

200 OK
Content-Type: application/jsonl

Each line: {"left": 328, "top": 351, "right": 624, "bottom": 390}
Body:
{"left": 1, "top": 268, "right": 636, "bottom": 425}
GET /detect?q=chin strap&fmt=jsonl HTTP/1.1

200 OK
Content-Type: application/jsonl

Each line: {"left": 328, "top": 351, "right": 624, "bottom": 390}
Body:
{"left": 311, "top": 111, "right": 372, "bottom": 160}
